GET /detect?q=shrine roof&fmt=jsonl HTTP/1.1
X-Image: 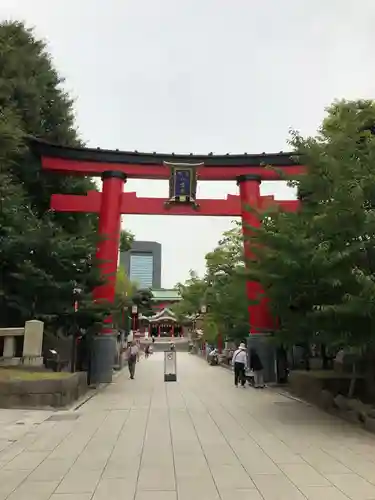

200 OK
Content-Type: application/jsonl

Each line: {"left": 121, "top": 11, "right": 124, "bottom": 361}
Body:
{"left": 143, "top": 307, "right": 177, "bottom": 322}
{"left": 29, "top": 137, "right": 296, "bottom": 168}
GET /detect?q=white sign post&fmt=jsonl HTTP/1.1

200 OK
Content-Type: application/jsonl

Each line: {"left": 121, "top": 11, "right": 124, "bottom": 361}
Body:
{"left": 164, "top": 351, "right": 177, "bottom": 382}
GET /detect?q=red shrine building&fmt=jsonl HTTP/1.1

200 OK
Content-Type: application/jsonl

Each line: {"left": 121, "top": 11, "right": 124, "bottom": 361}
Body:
{"left": 30, "top": 137, "right": 304, "bottom": 383}
{"left": 139, "top": 289, "right": 185, "bottom": 337}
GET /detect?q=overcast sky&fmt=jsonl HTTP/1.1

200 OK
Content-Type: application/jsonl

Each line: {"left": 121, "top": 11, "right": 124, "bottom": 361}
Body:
{"left": 2, "top": 0, "right": 375, "bottom": 287}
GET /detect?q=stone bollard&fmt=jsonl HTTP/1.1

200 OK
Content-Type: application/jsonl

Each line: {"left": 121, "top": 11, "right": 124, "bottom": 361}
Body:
{"left": 22, "top": 320, "right": 44, "bottom": 366}
{"left": 3, "top": 336, "right": 17, "bottom": 365}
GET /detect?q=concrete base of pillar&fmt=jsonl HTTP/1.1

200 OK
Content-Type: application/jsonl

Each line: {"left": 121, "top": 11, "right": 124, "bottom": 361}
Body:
{"left": 89, "top": 335, "right": 116, "bottom": 385}
{"left": 22, "top": 356, "right": 43, "bottom": 367}
{"left": 247, "top": 334, "right": 277, "bottom": 384}
{"left": 1, "top": 357, "right": 20, "bottom": 366}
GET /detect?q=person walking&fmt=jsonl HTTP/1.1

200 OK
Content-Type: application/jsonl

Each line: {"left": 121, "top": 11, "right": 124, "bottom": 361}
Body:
{"left": 144, "top": 344, "right": 150, "bottom": 359}
{"left": 250, "top": 347, "right": 265, "bottom": 388}
{"left": 127, "top": 340, "right": 139, "bottom": 379}
{"left": 232, "top": 342, "right": 247, "bottom": 387}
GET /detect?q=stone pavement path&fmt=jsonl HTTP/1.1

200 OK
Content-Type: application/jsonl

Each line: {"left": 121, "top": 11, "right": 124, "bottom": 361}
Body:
{"left": 1, "top": 354, "right": 375, "bottom": 499}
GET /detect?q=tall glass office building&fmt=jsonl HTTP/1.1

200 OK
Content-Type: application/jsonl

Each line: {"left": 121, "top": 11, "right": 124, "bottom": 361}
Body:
{"left": 129, "top": 253, "right": 154, "bottom": 288}
{"left": 120, "top": 241, "right": 162, "bottom": 289}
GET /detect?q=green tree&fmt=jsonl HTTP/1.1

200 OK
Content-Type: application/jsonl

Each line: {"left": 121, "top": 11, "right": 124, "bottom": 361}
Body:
{"left": 131, "top": 288, "right": 154, "bottom": 316}
{"left": 111, "top": 268, "right": 135, "bottom": 330}
{"left": 119, "top": 230, "right": 134, "bottom": 252}
{"left": 248, "top": 99, "right": 375, "bottom": 352}
{"left": 172, "top": 270, "right": 208, "bottom": 322}
{"left": 0, "top": 21, "right": 131, "bottom": 329}
{"left": 204, "top": 226, "right": 248, "bottom": 342}
{"left": 174, "top": 228, "right": 249, "bottom": 344}
{"left": 0, "top": 112, "right": 39, "bottom": 325}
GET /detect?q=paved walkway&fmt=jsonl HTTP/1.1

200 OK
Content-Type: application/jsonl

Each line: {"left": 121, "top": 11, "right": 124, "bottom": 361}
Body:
{"left": 1, "top": 355, "right": 375, "bottom": 500}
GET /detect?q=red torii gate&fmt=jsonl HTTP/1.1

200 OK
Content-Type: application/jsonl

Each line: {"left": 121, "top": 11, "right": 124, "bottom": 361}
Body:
{"left": 30, "top": 138, "right": 303, "bottom": 382}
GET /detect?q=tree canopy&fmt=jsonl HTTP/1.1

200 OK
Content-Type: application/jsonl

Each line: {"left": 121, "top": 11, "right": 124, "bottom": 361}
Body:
{"left": 249, "top": 99, "right": 375, "bottom": 350}
{"left": 173, "top": 227, "right": 249, "bottom": 343}
{"left": 0, "top": 21, "right": 132, "bottom": 329}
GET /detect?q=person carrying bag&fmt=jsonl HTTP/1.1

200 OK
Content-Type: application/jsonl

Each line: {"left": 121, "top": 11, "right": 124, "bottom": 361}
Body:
{"left": 231, "top": 343, "right": 247, "bottom": 388}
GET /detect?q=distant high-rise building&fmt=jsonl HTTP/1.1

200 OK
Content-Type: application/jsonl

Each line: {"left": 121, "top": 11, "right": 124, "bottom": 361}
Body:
{"left": 120, "top": 241, "right": 162, "bottom": 289}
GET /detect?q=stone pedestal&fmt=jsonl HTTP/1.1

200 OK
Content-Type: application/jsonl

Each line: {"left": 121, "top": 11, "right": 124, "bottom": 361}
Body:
{"left": 247, "top": 333, "right": 277, "bottom": 384}
{"left": 2, "top": 337, "right": 17, "bottom": 365}
{"left": 89, "top": 335, "right": 116, "bottom": 385}
{"left": 22, "top": 320, "right": 44, "bottom": 366}
{"left": 113, "top": 332, "right": 125, "bottom": 371}
{"left": 3, "top": 336, "right": 16, "bottom": 358}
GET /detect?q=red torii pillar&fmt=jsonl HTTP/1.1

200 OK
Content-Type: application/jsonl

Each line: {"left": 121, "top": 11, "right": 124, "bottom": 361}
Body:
{"left": 237, "top": 174, "right": 273, "bottom": 333}
{"left": 95, "top": 171, "right": 127, "bottom": 306}
{"left": 237, "top": 174, "right": 276, "bottom": 381}
{"left": 91, "top": 171, "right": 126, "bottom": 383}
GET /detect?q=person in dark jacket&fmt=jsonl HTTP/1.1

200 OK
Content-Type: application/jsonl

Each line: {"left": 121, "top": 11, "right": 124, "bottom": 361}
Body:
{"left": 250, "top": 348, "right": 265, "bottom": 388}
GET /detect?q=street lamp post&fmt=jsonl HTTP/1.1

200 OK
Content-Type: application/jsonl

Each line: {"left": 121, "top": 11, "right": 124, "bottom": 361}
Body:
{"left": 199, "top": 303, "right": 208, "bottom": 355}
{"left": 131, "top": 304, "right": 138, "bottom": 333}
{"left": 71, "top": 286, "right": 82, "bottom": 373}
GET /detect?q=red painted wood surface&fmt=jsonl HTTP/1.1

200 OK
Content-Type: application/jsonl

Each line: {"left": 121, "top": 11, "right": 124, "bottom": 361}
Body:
{"left": 51, "top": 191, "right": 299, "bottom": 215}
{"left": 93, "top": 175, "right": 125, "bottom": 332}
{"left": 238, "top": 178, "right": 275, "bottom": 334}
{"left": 42, "top": 156, "right": 305, "bottom": 181}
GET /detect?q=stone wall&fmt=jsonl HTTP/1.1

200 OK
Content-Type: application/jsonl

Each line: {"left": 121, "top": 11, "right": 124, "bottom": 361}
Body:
{"left": 288, "top": 370, "right": 370, "bottom": 404}
{"left": 0, "top": 372, "right": 87, "bottom": 409}
{"left": 0, "top": 320, "right": 44, "bottom": 366}
{"left": 288, "top": 370, "right": 375, "bottom": 435}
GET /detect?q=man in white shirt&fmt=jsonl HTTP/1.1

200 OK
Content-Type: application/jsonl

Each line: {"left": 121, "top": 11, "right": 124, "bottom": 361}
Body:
{"left": 231, "top": 343, "right": 247, "bottom": 387}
